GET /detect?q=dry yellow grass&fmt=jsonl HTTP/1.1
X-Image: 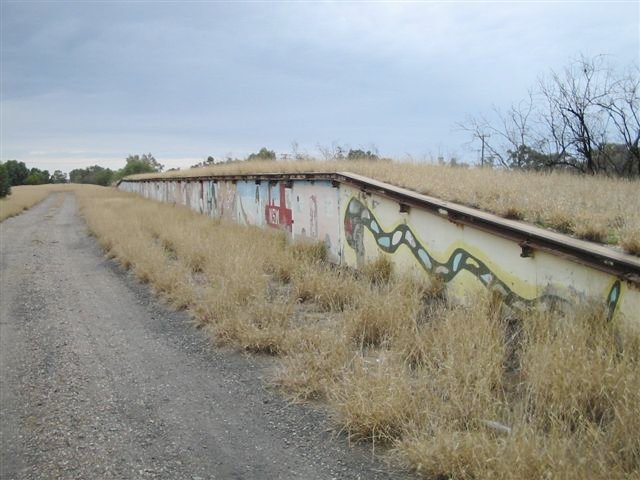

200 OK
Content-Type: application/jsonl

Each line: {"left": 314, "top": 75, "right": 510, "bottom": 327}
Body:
{"left": 292, "top": 264, "right": 363, "bottom": 312}
{"left": 128, "top": 159, "right": 640, "bottom": 254}
{"left": 71, "top": 186, "right": 639, "bottom": 479}
{"left": 275, "top": 322, "right": 350, "bottom": 401}
{"left": 621, "top": 225, "right": 640, "bottom": 255}
{"left": 0, "top": 184, "right": 80, "bottom": 221}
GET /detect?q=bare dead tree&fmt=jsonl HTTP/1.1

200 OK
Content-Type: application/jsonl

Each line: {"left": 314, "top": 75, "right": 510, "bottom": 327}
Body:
{"left": 458, "top": 115, "right": 506, "bottom": 168}
{"left": 536, "top": 86, "right": 577, "bottom": 171}
{"left": 597, "top": 66, "right": 640, "bottom": 175}
{"left": 458, "top": 94, "right": 541, "bottom": 169}
{"left": 316, "top": 141, "right": 346, "bottom": 161}
{"left": 539, "top": 55, "right": 615, "bottom": 174}
{"left": 290, "top": 140, "right": 311, "bottom": 161}
{"left": 460, "top": 55, "right": 639, "bottom": 176}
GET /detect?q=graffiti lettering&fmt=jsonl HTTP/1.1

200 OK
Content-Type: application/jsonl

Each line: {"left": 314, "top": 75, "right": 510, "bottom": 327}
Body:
{"left": 265, "top": 183, "right": 293, "bottom": 232}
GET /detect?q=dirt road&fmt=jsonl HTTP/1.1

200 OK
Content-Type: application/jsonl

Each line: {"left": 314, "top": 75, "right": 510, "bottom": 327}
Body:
{"left": 0, "top": 194, "right": 409, "bottom": 480}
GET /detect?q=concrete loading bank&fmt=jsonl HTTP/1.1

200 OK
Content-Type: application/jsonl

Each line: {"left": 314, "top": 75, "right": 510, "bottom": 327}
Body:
{"left": 119, "top": 172, "right": 640, "bottom": 328}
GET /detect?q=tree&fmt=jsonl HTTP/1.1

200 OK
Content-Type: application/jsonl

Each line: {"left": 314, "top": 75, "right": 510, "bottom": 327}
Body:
{"left": 460, "top": 95, "right": 548, "bottom": 169}
{"left": 69, "top": 165, "right": 114, "bottom": 186}
{"left": 24, "top": 168, "right": 50, "bottom": 185}
{"left": 191, "top": 156, "right": 216, "bottom": 169}
{"left": 347, "top": 148, "right": 379, "bottom": 161}
{"left": 317, "top": 142, "right": 346, "bottom": 160}
{"left": 290, "top": 141, "right": 310, "bottom": 161}
{"left": 598, "top": 67, "right": 640, "bottom": 175}
{"left": 460, "top": 55, "right": 640, "bottom": 176}
{"left": 538, "top": 55, "right": 614, "bottom": 174}
{"left": 0, "top": 163, "right": 11, "bottom": 197}
{"left": 246, "top": 148, "right": 276, "bottom": 161}
{"left": 118, "top": 153, "right": 163, "bottom": 178}
{"left": 506, "top": 145, "right": 556, "bottom": 171}
{"left": 50, "top": 170, "right": 67, "bottom": 184}
{"left": 4, "top": 160, "right": 29, "bottom": 186}
{"left": 93, "top": 168, "right": 114, "bottom": 186}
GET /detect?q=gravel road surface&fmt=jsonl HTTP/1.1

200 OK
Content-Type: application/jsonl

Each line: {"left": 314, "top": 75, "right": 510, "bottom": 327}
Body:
{"left": 0, "top": 193, "right": 410, "bottom": 480}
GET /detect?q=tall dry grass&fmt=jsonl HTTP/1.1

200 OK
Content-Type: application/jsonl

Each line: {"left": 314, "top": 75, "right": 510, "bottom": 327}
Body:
{"left": 396, "top": 302, "right": 640, "bottom": 480}
{"left": 75, "top": 186, "right": 640, "bottom": 479}
{"left": 128, "top": 159, "right": 640, "bottom": 254}
{"left": 0, "top": 184, "right": 80, "bottom": 221}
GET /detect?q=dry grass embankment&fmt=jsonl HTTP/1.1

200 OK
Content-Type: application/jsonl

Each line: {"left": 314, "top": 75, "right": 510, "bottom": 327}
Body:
{"left": 0, "top": 184, "right": 80, "bottom": 222}
{"left": 75, "top": 186, "right": 640, "bottom": 480}
{"left": 128, "top": 160, "right": 640, "bottom": 255}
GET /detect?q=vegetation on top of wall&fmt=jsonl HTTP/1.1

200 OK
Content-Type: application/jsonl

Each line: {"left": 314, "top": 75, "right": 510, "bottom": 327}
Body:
{"left": 77, "top": 186, "right": 640, "bottom": 480}
{"left": 123, "top": 159, "right": 640, "bottom": 256}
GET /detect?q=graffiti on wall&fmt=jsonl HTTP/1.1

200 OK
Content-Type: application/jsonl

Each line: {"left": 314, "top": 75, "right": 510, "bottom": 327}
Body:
{"left": 265, "top": 182, "right": 293, "bottom": 232}
{"left": 236, "top": 181, "right": 267, "bottom": 226}
{"left": 119, "top": 180, "right": 629, "bottom": 322}
{"left": 344, "top": 196, "right": 622, "bottom": 319}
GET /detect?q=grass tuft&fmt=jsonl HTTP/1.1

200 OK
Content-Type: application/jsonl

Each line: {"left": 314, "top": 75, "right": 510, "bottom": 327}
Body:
{"left": 361, "top": 255, "right": 394, "bottom": 285}
{"left": 292, "top": 264, "right": 362, "bottom": 312}
{"left": 621, "top": 225, "right": 640, "bottom": 255}
{"left": 330, "top": 353, "right": 419, "bottom": 445}
{"left": 276, "top": 323, "right": 350, "bottom": 401}
{"left": 214, "top": 297, "right": 294, "bottom": 354}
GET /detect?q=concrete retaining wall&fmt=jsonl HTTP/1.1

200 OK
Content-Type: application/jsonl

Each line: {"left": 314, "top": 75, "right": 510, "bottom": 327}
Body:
{"left": 119, "top": 176, "right": 639, "bottom": 327}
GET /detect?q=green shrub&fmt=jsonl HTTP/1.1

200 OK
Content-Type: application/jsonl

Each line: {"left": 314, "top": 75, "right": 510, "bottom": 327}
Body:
{"left": 0, "top": 163, "right": 11, "bottom": 198}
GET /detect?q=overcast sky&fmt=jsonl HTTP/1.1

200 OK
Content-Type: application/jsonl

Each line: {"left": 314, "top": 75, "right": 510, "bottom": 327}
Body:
{"left": 1, "top": 1, "right": 638, "bottom": 173}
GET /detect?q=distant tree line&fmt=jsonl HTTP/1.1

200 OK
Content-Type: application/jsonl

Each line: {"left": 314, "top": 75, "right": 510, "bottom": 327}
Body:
{"left": 190, "top": 156, "right": 216, "bottom": 169}
{"left": 69, "top": 165, "right": 114, "bottom": 186}
{"left": 1, "top": 160, "right": 67, "bottom": 186}
{"left": 316, "top": 143, "right": 382, "bottom": 161}
{"left": 0, "top": 164, "right": 10, "bottom": 198}
{"left": 0, "top": 160, "right": 68, "bottom": 198}
{"left": 247, "top": 147, "right": 276, "bottom": 161}
{"left": 191, "top": 145, "right": 384, "bottom": 167}
{"left": 461, "top": 55, "right": 640, "bottom": 176}
{"left": 0, "top": 153, "right": 164, "bottom": 198}
{"left": 69, "top": 153, "right": 164, "bottom": 186}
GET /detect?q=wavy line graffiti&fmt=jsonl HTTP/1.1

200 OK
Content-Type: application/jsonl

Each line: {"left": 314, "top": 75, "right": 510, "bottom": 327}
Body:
{"left": 344, "top": 197, "right": 621, "bottom": 320}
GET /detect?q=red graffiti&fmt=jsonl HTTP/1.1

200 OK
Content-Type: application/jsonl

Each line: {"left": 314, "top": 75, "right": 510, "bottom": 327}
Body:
{"left": 265, "top": 183, "right": 292, "bottom": 232}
